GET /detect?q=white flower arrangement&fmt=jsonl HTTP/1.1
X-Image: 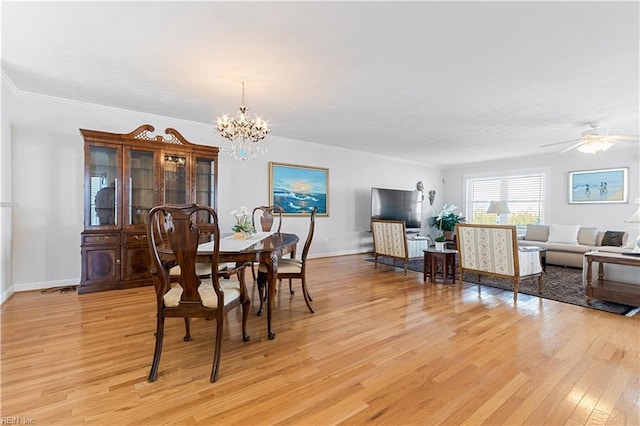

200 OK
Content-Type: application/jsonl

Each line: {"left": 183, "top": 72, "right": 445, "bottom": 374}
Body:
{"left": 230, "top": 206, "right": 255, "bottom": 234}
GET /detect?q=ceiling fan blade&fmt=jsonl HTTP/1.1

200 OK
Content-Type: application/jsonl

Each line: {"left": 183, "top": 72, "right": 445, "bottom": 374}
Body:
{"left": 539, "top": 138, "right": 580, "bottom": 148}
{"left": 558, "top": 141, "right": 585, "bottom": 153}
{"left": 609, "top": 134, "right": 639, "bottom": 141}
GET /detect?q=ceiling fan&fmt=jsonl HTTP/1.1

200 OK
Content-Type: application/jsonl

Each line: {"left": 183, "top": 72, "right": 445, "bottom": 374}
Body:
{"left": 540, "top": 122, "right": 639, "bottom": 154}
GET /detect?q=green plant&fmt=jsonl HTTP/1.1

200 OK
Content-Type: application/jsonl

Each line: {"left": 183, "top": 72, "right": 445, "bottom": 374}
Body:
{"left": 434, "top": 235, "right": 446, "bottom": 243}
{"left": 430, "top": 203, "right": 466, "bottom": 232}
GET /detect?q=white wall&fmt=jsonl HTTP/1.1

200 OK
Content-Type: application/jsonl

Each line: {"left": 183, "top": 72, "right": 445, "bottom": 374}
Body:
{"left": 444, "top": 148, "right": 640, "bottom": 245}
{"left": 1, "top": 74, "right": 16, "bottom": 303}
{"left": 7, "top": 90, "right": 443, "bottom": 294}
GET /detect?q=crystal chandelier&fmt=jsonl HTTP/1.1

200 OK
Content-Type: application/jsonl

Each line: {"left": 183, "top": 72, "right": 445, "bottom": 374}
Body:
{"left": 215, "top": 81, "right": 270, "bottom": 161}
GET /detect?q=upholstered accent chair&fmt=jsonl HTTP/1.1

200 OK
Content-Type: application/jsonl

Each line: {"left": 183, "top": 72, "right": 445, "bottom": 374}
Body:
{"left": 371, "top": 220, "right": 424, "bottom": 275}
{"left": 456, "top": 223, "right": 543, "bottom": 301}
{"left": 146, "top": 204, "right": 250, "bottom": 383}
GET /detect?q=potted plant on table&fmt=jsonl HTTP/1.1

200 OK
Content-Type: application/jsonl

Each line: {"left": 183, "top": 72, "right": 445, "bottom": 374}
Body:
{"left": 230, "top": 206, "right": 255, "bottom": 239}
{"left": 431, "top": 203, "right": 466, "bottom": 249}
{"left": 434, "top": 234, "right": 447, "bottom": 251}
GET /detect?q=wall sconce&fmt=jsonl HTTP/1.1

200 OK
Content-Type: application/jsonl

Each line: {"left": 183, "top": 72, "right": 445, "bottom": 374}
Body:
{"left": 428, "top": 190, "right": 436, "bottom": 205}
{"left": 416, "top": 181, "right": 425, "bottom": 201}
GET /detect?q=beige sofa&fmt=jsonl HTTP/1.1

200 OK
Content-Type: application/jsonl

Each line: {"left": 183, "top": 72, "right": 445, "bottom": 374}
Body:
{"left": 517, "top": 224, "right": 631, "bottom": 268}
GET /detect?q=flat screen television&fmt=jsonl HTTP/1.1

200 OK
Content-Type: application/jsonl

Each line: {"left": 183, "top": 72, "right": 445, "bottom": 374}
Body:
{"left": 370, "top": 187, "right": 422, "bottom": 232}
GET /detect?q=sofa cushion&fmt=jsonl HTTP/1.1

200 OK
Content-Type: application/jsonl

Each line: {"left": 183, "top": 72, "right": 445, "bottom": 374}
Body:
{"left": 547, "top": 224, "right": 580, "bottom": 244}
{"left": 577, "top": 227, "right": 598, "bottom": 246}
{"left": 601, "top": 231, "right": 626, "bottom": 247}
{"left": 538, "top": 242, "right": 591, "bottom": 253}
{"left": 525, "top": 225, "right": 549, "bottom": 242}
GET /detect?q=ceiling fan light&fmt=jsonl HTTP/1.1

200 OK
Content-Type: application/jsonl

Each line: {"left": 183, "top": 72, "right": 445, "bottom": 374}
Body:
{"left": 577, "top": 139, "right": 613, "bottom": 154}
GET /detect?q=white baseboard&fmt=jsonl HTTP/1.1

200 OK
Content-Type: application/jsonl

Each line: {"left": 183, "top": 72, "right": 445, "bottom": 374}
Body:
{"left": 13, "top": 278, "right": 80, "bottom": 293}
{"left": 7, "top": 252, "right": 366, "bottom": 296}
{"left": 1, "top": 286, "right": 14, "bottom": 305}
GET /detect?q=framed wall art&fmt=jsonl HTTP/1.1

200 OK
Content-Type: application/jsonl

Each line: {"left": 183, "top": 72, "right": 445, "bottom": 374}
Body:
{"left": 568, "top": 167, "right": 628, "bottom": 204}
{"left": 269, "top": 162, "right": 329, "bottom": 216}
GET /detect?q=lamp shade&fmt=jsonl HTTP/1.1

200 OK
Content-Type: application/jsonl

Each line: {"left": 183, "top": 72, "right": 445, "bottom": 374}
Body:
{"left": 626, "top": 207, "right": 640, "bottom": 223}
{"left": 487, "top": 201, "right": 510, "bottom": 214}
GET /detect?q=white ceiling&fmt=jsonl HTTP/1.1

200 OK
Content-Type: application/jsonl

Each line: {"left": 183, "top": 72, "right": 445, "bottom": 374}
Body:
{"left": 2, "top": 1, "right": 639, "bottom": 166}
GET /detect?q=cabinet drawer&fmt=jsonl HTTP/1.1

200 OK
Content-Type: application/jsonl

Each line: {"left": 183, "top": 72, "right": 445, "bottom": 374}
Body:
{"left": 124, "top": 233, "right": 148, "bottom": 245}
{"left": 83, "top": 234, "right": 120, "bottom": 245}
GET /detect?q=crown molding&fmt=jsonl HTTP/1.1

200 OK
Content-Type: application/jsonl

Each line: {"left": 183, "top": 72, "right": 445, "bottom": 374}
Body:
{"left": 1, "top": 70, "right": 19, "bottom": 97}
{"left": 1, "top": 78, "right": 214, "bottom": 131}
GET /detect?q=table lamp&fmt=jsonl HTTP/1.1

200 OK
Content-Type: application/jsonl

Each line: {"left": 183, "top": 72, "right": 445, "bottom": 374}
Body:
{"left": 625, "top": 207, "right": 640, "bottom": 252}
{"left": 487, "top": 200, "right": 510, "bottom": 224}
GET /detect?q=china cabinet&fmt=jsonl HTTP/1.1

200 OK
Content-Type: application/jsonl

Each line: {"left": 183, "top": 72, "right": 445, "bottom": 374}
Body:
{"left": 79, "top": 124, "right": 218, "bottom": 294}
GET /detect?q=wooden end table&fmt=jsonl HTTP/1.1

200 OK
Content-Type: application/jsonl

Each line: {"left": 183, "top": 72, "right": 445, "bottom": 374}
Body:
{"left": 423, "top": 248, "right": 458, "bottom": 284}
{"left": 585, "top": 251, "right": 640, "bottom": 307}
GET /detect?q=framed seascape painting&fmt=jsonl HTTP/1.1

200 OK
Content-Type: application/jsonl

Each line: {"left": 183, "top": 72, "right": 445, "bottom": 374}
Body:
{"left": 269, "top": 162, "right": 329, "bottom": 216}
{"left": 568, "top": 167, "right": 628, "bottom": 204}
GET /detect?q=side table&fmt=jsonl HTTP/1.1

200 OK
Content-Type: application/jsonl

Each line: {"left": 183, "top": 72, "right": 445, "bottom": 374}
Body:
{"left": 423, "top": 248, "right": 458, "bottom": 284}
{"left": 585, "top": 251, "right": 640, "bottom": 306}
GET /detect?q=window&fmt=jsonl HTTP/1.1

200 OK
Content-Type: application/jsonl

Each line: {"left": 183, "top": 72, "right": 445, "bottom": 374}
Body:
{"left": 465, "top": 170, "right": 546, "bottom": 229}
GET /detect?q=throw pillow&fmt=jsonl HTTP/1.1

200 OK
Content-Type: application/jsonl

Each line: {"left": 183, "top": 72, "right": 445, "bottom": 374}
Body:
{"left": 577, "top": 227, "right": 598, "bottom": 246}
{"left": 525, "top": 225, "right": 549, "bottom": 242}
{"left": 601, "top": 231, "right": 625, "bottom": 247}
{"left": 547, "top": 224, "right": 580, "bottom": 244}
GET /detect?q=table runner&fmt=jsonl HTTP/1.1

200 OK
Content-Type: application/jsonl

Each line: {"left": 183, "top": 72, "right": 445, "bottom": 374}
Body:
{"left": 198, "top": 231, "right": 275, "bottom": 252}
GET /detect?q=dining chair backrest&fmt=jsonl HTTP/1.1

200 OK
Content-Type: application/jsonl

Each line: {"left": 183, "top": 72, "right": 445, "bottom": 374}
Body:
{"left": 300, "top": 207, "right": 317, "bottom": 262}
{"left": 252, "top": 205, "right": 283, "bottom": 233}
{"left": 147, "top": 204, "right": 220, "bottom": 304}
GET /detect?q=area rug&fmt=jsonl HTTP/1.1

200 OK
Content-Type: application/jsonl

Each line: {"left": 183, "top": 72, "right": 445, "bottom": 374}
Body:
{"left": 366, "top": 257, "right": 636, "bottom": 315}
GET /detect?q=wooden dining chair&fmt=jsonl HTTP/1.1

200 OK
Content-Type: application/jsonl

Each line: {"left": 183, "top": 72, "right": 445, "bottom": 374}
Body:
{"left": 146, "top": 204, "right": 250, "bottom": 383}
{"left": 252, "top": 205, "right": 283, "bottom": 234}
{"left": 257, "top": 207, "right": 317, "bottom": 314}
{"left": 249, "top": 206, "right": 284, "bottom": 281}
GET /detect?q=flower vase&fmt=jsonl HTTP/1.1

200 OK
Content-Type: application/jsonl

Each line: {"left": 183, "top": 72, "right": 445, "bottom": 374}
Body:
{"left": 435, "top": 241, "right": 445, "bottom": 251}
{"left": 443, "top": 231, "right": 454, "bottom": 241}
{"left": 242, "top": 230, "right": 253, "bottom": 240}
{"left": 233, "top": 232, "right": 244, "bottom": 240}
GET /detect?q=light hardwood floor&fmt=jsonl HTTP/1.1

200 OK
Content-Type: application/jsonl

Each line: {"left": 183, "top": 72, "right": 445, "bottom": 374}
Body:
{"left": 1, "top": 254, "right": 639, "bottom": 425}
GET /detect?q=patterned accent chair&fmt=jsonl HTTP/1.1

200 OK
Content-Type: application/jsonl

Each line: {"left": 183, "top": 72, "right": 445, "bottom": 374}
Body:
{"left": 372, "top": 220, "right": 426, "bottom": 275}
{"left": 456, "top": 223, "right": 543, "bottom": 301}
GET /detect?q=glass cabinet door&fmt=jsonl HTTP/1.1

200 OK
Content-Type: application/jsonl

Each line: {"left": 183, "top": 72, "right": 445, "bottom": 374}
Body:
{"left": 126, "top": 149, "right": 156, "bottom": 227}
{"left": 163, "top": 153, "right": 187, "bottom": 205}
{"left": 194, "top": 156, "right": 217, "bottom": 223}
{"left": 194, "top": 157, "right": 216, "bottom": 207}
{"left": 88, "top": 145, "right": 119, "bottom": 227}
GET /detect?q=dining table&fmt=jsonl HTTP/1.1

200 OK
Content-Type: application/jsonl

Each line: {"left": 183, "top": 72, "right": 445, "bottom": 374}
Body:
{"left": 197, "top": 232, "right": 299, "bottom": 340}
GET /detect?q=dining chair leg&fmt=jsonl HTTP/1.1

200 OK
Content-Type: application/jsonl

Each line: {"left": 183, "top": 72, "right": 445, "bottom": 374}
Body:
{"left": 289, "top": 279, "right": 294, "bottom": 294}
{"left": 256, "top": 272, "right": 267, "bottom": 316}
{"left": 241, "top": 297, "right": 251, "bottom": 342}
{"left": 183, "top": 318, "right": 192, "bottom": 341}
{"left": 301, "top": 278, "right": 314, "bottom": 314}
{"left": 251, "top": 262, "right": 257, "bottom": 282}
{"left": 210, "top": 314, "right": 224, "bottom": 383}
{"left": 148, "top": 315, "right": 165, "bottom": 382}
